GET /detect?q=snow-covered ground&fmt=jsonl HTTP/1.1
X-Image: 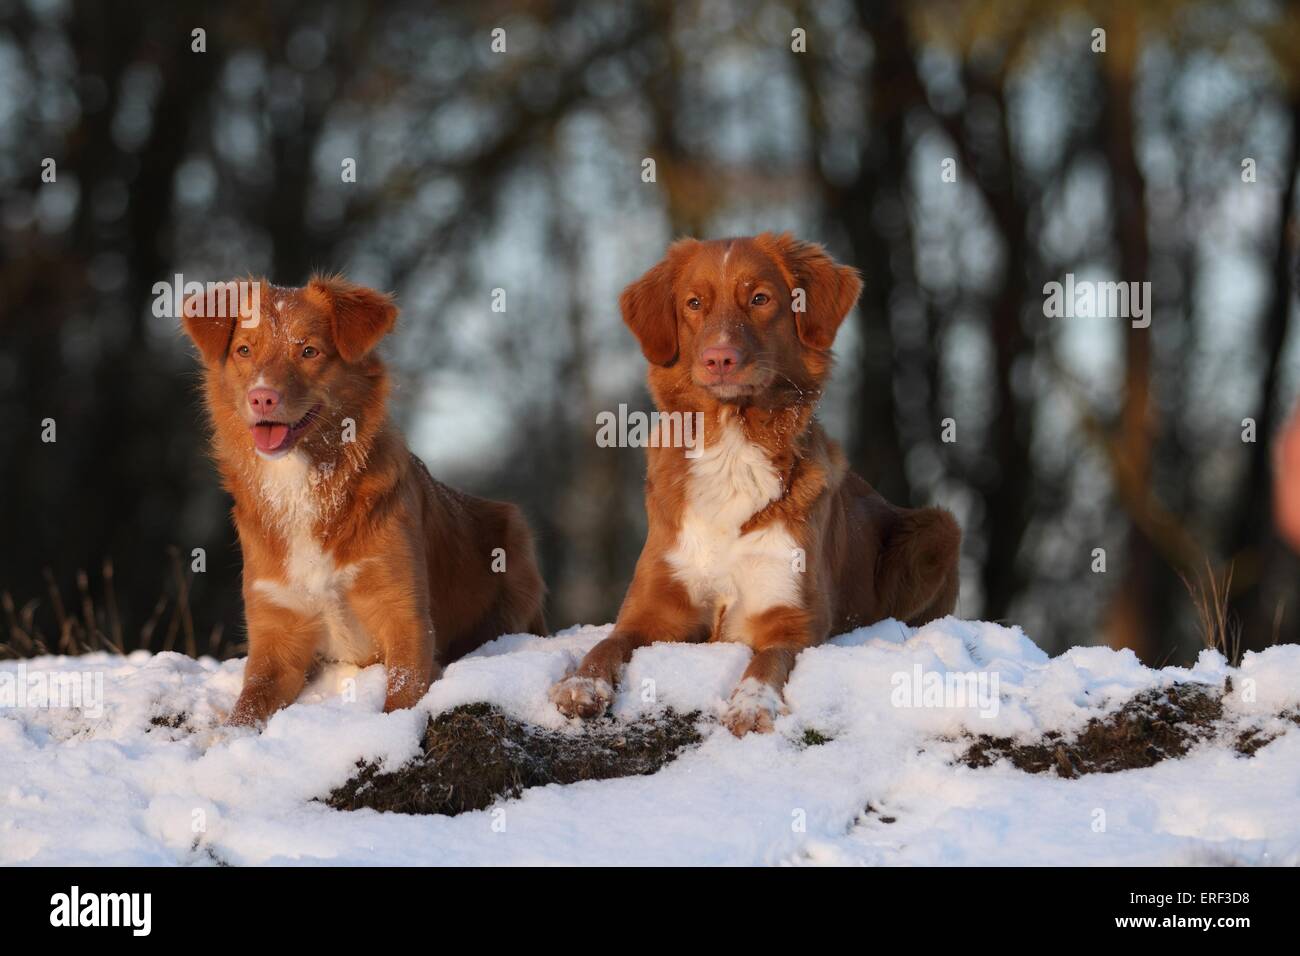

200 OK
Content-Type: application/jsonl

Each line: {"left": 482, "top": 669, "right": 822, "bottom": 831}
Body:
{"left": 3, "top": 618, "right": 1300, "bottom": 866}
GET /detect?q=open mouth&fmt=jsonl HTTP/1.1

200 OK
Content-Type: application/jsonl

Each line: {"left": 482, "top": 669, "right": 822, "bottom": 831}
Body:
{"left": 250, "top": 404, "right": 321, "bottom": 457}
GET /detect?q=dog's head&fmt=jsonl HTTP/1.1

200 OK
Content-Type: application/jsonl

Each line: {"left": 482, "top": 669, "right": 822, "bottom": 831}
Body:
{"left": 619, "top": 233, "right": 862, "bottom": 408}
{"left": 181, "top": 275, "right": 397, "bottom": 461}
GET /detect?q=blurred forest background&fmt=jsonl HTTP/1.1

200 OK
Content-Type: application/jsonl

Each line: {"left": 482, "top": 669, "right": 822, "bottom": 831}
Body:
{"left": 2, "top": 0, "right": 1299, "bottom": 665}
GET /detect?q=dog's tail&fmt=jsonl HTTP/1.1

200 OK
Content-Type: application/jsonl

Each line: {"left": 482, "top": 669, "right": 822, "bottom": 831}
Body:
{"left": 876, "top": 506, "right": 961, "bottom": 625}
{"left": 483, "top": 500, "right": 548, "bottom": 638}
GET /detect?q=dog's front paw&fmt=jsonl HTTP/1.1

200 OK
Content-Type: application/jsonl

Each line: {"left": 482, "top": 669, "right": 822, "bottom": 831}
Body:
{"left": 225, "top": 701, "right": 267, "bottom": 729}
{"left": 550, "top": 675, "right": 614, "bottom": 719}
{"left": 721, "top": 678, "right": 784, "bottom": 737}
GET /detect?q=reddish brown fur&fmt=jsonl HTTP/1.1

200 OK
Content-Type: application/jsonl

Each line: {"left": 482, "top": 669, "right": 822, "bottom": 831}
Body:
{"left": 183, "top": 275, "right": 546, "bottom": 726}
{"left": 551, "top": 234, "right": 960, "bottom": 735}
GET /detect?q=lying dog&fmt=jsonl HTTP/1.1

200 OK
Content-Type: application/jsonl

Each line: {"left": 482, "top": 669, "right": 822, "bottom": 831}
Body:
{"left": 183, "top": 275, "right": 546, "bottom": 726}
{"left": 551, "top": 234, "right": 960, "bottom": 736}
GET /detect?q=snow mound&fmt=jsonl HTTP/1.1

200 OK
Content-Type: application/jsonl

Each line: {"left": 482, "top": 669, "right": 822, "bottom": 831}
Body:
{"left": 3, "top": 618, "right": 1300, "bottom": 865}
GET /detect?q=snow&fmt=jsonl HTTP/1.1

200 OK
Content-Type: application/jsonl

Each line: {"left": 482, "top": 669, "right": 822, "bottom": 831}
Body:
{"left": 3, "top": 617, "right": 1300, "bottom": 866}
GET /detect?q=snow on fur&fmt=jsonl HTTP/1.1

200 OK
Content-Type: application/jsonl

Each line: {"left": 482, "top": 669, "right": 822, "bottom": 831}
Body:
{"left": 3, "top": 618, "right": 1300, "bottom": 865}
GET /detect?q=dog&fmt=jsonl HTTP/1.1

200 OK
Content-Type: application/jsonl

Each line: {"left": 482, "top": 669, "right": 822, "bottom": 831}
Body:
{"left": 182, "top": 275, "right": 546, "bottom": 726}
{"left": 550, "top": 234, "right": 960, "bottom": 736}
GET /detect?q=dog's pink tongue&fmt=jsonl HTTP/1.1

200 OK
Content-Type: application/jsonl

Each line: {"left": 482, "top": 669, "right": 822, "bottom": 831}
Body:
{"left": 252, "top": 423, "right": 290, "bottom": 452}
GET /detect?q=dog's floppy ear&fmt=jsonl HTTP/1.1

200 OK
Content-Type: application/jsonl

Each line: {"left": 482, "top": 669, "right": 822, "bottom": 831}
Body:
{"left": 180, "top": 289, "right": 236, "bottom": 365}
{"left": 619, "top": 239, "right": 699, "bottom": 367}
{"left": 308, "top": 274, "right": 399, "bottom": 362}
{"left": 758, "top": 232, "right": 862, "bottom": 350}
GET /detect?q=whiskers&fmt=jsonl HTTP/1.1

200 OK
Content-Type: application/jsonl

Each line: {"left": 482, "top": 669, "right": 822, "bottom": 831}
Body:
{"left": 745, "top": 357, "right": 818, "bottom": 408}
{"left": 297, "top": 404, "right": 326, "bottom": 430}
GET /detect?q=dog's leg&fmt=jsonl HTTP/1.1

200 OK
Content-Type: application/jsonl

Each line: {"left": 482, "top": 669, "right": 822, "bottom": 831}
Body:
{"left": 349, "top": 583, "right": 437, "bottom": 713}
{"left": 876, "top": 506, "right": 961, "bottom": 625}
{"left": 227, "top": 601, "right": 320, "bottom": 727}
{"left": 549, "top": 630, "right": 640, "bottom": 719}
{"left": 380, "top": 644, "right": 438, "bottom": 713}
{"left": 722, "top": 606, "right": 811, "bottom": 737}
{"left": 551, "top": 565, "right": 703, "bottom": 719}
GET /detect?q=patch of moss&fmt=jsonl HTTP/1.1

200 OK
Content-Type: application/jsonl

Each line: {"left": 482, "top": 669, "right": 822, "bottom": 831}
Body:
{"left": 960, "top": 682, "right": 1229, "bottom": 777}
{"left": 327, "top": 703, "right": 703, "bottom": 816}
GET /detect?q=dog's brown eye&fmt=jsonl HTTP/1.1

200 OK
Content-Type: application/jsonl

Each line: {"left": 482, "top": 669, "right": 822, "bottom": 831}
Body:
{"left": 301, "top": 346, "right": 319, "bottom": 358}
{"left": 686, "top": 297, "right": 701, "bottom": 311}
{"left": 236, "top": 345, "right": 250, "bottom": 357}
{"left": 751, "top": 293, "right": 769, "bottom": 306}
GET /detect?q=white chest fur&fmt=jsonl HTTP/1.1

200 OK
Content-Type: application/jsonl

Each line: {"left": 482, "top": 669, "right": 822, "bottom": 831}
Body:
{"left": 249, "top": 451, "right": 372, "bottom": 663}
{"left": 665, "top": 421, "right": 802, "bottom": 642}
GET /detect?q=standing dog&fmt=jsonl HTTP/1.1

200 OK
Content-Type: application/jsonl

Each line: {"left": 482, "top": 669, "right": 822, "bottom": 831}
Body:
{"left": 183, "top": 275, "right": 546, "bottom": 726}
{"left": 550, "top": 234, "right": 960, "bottom": 736}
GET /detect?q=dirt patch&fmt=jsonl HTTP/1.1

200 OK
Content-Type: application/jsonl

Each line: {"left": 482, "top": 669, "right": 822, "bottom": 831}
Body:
{"left": 326, "top": 703, "right": 703, "bottom": 816}
{"left": 862, "top": 803, "right": 897, "bottom": 824}
{"left": 149, "top": 710, "right": 189, "bottom": 730}
{"left": 961, "top": 682, "right": 1239, "bottom": 778}
{"left": 1234, "top": 709, "right": 1300, "bottom": 757}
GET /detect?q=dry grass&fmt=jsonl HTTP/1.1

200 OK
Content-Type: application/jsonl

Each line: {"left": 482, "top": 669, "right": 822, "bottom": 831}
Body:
{"left": 0, "top": 550, "right": 236, "bottom": 661}
{"left": 1179, "top": 558, "right": 1243, "bottom": 666}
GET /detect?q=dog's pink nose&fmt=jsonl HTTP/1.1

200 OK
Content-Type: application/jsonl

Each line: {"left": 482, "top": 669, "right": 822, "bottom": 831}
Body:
{"left": 700, "top": 345, "right": 742, "bottom": 377}
{"left": 247, "top": 387, "right": 281, "bottom": 417}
